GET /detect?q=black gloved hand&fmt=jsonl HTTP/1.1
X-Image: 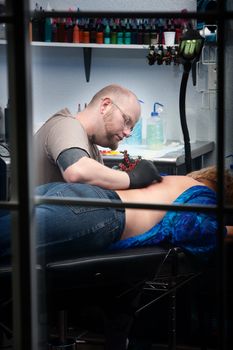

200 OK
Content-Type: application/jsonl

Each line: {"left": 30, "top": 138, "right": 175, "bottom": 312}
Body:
{"left": 128, "top": 160, "right": 162, "bottom": 189}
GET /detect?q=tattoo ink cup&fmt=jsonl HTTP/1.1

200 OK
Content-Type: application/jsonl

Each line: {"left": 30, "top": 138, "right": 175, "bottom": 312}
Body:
{"left": 164, "top": 31, "right": 176, "bottom": 46}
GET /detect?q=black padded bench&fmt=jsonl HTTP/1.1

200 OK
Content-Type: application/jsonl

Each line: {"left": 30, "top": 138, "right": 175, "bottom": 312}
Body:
{"left": 45, "top": 246, "right": 201, "bottom": 349}
{"left": 0, "top": 246, "right": 201, "bottom": 350}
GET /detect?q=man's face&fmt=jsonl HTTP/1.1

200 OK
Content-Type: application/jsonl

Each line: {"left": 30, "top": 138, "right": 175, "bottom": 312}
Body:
{"left": 102, "top": 99, "right": 140, "bottom": 150}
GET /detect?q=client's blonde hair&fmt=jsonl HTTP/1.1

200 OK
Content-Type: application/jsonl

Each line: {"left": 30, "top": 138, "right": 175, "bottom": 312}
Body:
{"left": 187, "top": 166, "right": 233, "bottom": 205}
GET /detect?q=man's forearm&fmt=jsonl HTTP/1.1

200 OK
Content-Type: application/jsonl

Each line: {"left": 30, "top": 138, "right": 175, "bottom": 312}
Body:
{"left": 63, "top": 157, "right": 130, "bottom": 189}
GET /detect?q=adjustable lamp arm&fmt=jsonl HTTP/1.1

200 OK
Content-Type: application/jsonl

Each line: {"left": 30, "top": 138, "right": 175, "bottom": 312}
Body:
{"left": 178, "top": 29, "right": 204, "bottom": 173}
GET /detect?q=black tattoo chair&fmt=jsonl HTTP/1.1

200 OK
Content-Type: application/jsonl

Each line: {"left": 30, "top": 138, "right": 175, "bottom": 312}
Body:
{"left": 3, "top": 242, "right": 218, "bottom": 350}
{"left": 44, "top": 245, "right": 201, "bottom": 350}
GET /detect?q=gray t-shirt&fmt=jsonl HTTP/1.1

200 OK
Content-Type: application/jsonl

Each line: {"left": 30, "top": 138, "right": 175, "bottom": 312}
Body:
{"left": 34, "top": 108, "right": 103, "bottom": 185}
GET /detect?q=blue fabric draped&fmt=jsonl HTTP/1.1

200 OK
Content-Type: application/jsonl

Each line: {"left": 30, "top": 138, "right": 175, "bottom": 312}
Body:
{"left": 110, "top": 185, "right": 226, "bottom": 261}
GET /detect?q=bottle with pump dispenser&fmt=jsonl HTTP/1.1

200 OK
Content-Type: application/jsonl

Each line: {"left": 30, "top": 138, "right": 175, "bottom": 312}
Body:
{"left": 146, "top": 102, "right": 165, "bottom": 150}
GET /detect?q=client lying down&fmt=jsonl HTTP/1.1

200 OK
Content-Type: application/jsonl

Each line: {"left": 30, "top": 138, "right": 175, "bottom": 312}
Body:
{"left": 0, "top": 166, "right": 232, "bottom": 262}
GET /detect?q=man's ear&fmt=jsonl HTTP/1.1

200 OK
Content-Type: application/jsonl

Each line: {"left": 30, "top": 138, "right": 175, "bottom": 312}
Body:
{"left": 100, "top": 97, "right": 111, "bottom": 114}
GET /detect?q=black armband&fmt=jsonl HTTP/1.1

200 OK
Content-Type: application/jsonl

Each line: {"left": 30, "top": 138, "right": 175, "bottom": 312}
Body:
{"left": 57, "top": 148, "right": 89, "bottom": 171}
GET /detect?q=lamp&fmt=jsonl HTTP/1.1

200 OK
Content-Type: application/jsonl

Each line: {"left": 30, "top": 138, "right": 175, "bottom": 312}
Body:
{"left": 178, "top": 28, "right": 204, "bottom": 173}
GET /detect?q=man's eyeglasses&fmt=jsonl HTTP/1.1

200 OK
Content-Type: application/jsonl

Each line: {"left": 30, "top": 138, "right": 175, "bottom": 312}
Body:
{"left": 111, "top": 100, "right": 133, "bottom": 132}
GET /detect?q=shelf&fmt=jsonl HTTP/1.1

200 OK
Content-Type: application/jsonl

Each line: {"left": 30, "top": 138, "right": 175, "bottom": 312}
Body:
{"left": 0, "top": 39, "right": 179, "bottom": 82}
{"left": 0, "top": 39, "right": 151, "bottom": 82}
{"left": 31, "top": 42, "right": 149, "bottom": 49}
{"left": 0, "top": 40, "right": 148, "bottom": 49}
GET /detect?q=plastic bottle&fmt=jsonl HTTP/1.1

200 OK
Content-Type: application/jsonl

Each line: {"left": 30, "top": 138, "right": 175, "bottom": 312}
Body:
{"left": 104, "top": 23, "right": 111, "bottom": 44}
{"left": 73, "top": 21, "right": 80, "bottom": 43}
{"left": 110, "top": 23, "right": 117, "bottom": 44}
{"left": 44, "top": 17, "right": 52, "bottom": 42}
{"left": 146, "top": 102, "right": 165, "bottom": 150}
{"left": 124, "top": 22, "right": 131, "bottom": 45}
{"left": 83, "top": 23, "right": 90, "bottom": 43}
{"left": 90, "top": 19, "right": 97, "bottom": 43}
{"left": 117, "top": 20, "right": 124, "bottom": 44}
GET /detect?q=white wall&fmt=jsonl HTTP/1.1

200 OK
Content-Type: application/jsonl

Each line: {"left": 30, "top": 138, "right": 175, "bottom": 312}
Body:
{"left": 30, "top": 0, "right": 196, "bottom": 12}
{"left": 31, "top": 45, "right": 210, "bottom": 144}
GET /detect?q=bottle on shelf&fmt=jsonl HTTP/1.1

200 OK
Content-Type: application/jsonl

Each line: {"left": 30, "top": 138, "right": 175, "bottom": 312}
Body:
{"left": 104, "top": 21, "right": 111, "bottom": 44}
{"left": 137, "top": 20, "right": 143, "bottom": 45}
{"left": 66, "top": 17, "right": 74, "bottom": 43}
{"left": 110, "top": 21, "right": 117, "bottom": 44}
{"left": 131, "top": 20, "right": 138, "bottom": 44}
{"left": 150, "top": 24, "right": 159, "bottom": 45}
{"left": 83, "top": 22, "right": 90, "bottom": 43}
{"left": 96, "top": 21, "right": 104, "bottom": 44}
{"left": 57, "top": 18, "right": 66, "bottom": 42}
{"left": 143, "top": 20, "right": 151, "bottom": 45}
{"left": 52, "top": 19, "right": 58, "bottom": 42}
{"left": 77, "top": 18, "right": 84, "bottom": 43}
{"left": 124, "top": 20, "right": 131, "bottom": 45}
{"left": 73, "top": 20, "right": 80, "bottom": 43}
{"left": 90, "top": 19, "right": 97, "bottom": 43}
{"left": 117, "top": 19, "right": 124, "bottom": 44}
{"left": 44, "top": 17, "right": 52, "bottom": 42}
{"left": 146, "top": 102, "right": 165, "bottom": 150}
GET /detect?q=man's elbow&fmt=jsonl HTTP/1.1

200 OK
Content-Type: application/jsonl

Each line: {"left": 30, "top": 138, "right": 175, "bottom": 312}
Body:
{"left": 62, "top": 162, "right": 84, "bottom": 183}
{"left": 62, "top": 157, "right": 89, "bottom": 183}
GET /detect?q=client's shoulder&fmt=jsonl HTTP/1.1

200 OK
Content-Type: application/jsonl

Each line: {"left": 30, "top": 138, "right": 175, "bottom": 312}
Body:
{"left": 162, "top": 175, "right": 204, "bottom": 187}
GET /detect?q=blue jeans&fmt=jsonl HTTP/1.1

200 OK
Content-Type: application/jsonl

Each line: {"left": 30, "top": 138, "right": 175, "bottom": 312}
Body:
{"left": 0, "top": 183, "right": 125, "bottom": 263}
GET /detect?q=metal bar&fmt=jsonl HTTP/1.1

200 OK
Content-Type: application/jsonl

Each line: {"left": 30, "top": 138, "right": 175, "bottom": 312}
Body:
{"left": 33, "top": 10, "right": 233, "bottom": 20}
{"left": 215, "top": 1, "right": 227, "bottom": 349}
{"left": 0, "top": 201, "right": 19, "bottom": 209}
{"left": 168, "top": 250, "right": 178, "bottom": 350}
{"left": 5, "top": 1, "right": 38, "bottom": 350}
{"left": 34, "top": 195, "right": 220, "bottom": 214}
{"left": 0, "top": 15, "right": 13, "bottom": 24}
{"left": 2, "top": 198, "right": 232, "bottom": 213}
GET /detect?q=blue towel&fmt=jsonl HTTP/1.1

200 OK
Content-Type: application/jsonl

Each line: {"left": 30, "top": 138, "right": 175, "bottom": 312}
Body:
{"left": 110, "top": 186, "right": 226, "bottom": 260}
